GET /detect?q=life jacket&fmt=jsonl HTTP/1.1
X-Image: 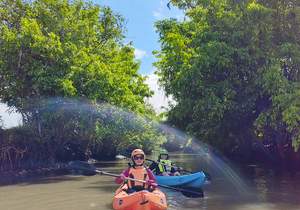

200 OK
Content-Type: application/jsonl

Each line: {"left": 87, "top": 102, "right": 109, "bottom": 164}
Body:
{"left": 158, "top": 159, "right": 172, "bottom": 173}
{"left": 127, "top": 167, "right": 149, "bottom": 189}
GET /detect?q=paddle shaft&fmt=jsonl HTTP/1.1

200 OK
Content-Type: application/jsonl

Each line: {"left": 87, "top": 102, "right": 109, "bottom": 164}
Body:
{"left": 68, "top": 160, "right": 203, "bottom": 197}
{"left": 96, "top": 169, "right": 147, "bottom": 183}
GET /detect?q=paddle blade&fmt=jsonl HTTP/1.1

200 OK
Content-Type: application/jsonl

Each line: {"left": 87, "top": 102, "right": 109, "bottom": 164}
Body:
{"left": 158, "top": 183, "right": 204, "bottom": 198}
{"left": 68, "top": 160, "right": 97, "bottom": 176}
{"left": 181, "top": 187, "right": 204, "bottom": 198}
{"left": 204, "top": 171, "right": 212, "bottom": 181}
{"left": 115, "top": 155, "right": 127, "bottom": 160}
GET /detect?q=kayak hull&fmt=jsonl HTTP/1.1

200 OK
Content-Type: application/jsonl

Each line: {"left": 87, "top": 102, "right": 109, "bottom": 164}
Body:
{"left": 155, "top": 172, "right": 206, "bottom": 189}
{"left": 113, "top": 185, "right": 167, "bottom": 210}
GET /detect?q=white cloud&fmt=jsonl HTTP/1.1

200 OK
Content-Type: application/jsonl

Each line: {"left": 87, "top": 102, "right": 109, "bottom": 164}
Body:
{"left": 145, "top": 72, "right": 175, "bottom": 113}
{"left": 153, "top": 11, "right": 163, "bottom": 19}
{"left": 153, "top": 0, "right": 165, "bottom": 20}
{"left": 176, "top": 13, "right": 185, "bottom": 22}
{"left": 0, "top": 103, "right": 22, "bottom": 129}
{"left": 153, "top": 0, "right": 185, "bottom": 21}
{"left": 134, "top": 48, "right": 147, "bottom": 59}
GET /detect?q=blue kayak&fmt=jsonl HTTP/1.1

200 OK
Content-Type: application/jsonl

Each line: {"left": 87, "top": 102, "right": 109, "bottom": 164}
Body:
{"left": 155, "top": 172, "right": 206, "bottom": 189}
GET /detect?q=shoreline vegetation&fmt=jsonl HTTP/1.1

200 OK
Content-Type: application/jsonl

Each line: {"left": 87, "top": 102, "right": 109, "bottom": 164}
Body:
{"left": 1, "top": 0, "right": 299, "bottom": 183}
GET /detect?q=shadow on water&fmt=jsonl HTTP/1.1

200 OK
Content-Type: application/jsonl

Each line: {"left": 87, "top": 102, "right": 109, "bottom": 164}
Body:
{"left": 18, "top": 175, "right": 87, "bottom": 185}
{"left": 0, "top": 174, "right": 86, "bottom": 187}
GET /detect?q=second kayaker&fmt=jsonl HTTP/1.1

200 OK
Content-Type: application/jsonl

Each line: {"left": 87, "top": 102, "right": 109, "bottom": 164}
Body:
{"left": 149, "top": 153, "right": 181, "bottom": 176}
{"left": 115, "top": 149, "right": 158, "bottom": 193}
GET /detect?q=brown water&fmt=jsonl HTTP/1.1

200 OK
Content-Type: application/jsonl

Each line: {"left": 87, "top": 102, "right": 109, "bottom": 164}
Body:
{"left": 0, "top": 154, "right": 300, "bottom": 210}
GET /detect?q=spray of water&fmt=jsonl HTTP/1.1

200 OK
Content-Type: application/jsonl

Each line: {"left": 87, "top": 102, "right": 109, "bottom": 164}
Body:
{"left": 4, "top": 97, "right": 252, "bottom": 197}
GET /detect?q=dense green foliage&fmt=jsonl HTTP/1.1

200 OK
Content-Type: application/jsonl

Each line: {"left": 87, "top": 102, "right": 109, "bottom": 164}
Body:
{"left": 0, "top": 0, "right": 152, "bottom": 113}
{"left": 155, "top": 0, "right": 300, "bottom": 154}
{"left": 0, "top": 0, "right": 164, "bottom": 170}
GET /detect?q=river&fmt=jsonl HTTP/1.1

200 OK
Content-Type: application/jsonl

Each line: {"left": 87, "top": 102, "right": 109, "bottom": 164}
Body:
{"left": 0, "top": 154, "right": 300, "bottom": 210}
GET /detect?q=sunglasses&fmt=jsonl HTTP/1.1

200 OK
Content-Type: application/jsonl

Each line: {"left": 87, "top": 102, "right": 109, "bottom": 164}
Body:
{"left": 134, "top": 155, "right": 144, "bottom": 160}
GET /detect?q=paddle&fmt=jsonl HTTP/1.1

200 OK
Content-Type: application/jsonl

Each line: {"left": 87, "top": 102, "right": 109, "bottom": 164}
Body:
{"left": 68, "top": 160, "right": 204, "bottom": 198}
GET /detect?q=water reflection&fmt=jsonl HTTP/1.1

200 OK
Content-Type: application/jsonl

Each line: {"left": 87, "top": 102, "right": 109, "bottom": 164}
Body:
{"left": 161, "top": 153, "right": 300, "bottom": 210}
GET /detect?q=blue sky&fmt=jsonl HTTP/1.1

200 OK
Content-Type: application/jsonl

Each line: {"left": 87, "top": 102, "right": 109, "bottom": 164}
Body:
{"left": 95, "top": 0, "right": 184, "bottom": 75}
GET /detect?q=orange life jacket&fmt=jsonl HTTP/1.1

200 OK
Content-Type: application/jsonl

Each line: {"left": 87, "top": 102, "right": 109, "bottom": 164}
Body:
{"left": 127, "top": 167, "right": 149, "bottom": 189}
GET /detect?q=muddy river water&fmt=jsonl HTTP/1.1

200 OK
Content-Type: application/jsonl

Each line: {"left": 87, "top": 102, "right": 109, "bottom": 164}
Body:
{"left": 1, "top": 154, "right": 300, "bottom": 210}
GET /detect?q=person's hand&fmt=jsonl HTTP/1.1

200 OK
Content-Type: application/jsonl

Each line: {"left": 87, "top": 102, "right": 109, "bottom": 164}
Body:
{"left": 147, "top": 180, "right": 158, "bottom": 187}
{"left": 120, "top": 174, "right": 126, "bottom": 181}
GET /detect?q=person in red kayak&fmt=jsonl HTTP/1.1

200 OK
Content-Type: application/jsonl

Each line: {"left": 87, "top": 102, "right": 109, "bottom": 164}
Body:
{"left": 115, "top": 149, "right": 158, "bottom": 193}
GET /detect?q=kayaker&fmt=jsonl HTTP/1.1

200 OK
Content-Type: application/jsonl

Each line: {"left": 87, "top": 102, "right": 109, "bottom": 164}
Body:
{"left": 115, "top": 149, "right": 158, "bottom": 193}
{"left": 149, "top": 153, "right": 180, "bottom": 176}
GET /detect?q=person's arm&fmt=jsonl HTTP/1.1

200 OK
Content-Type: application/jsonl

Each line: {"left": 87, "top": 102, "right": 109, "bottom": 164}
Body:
{"left": 146, "top": 169, "right": 158, "bottom": 188}
{"left": 115, "top": 168, "right": 129, "bottom": 184}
